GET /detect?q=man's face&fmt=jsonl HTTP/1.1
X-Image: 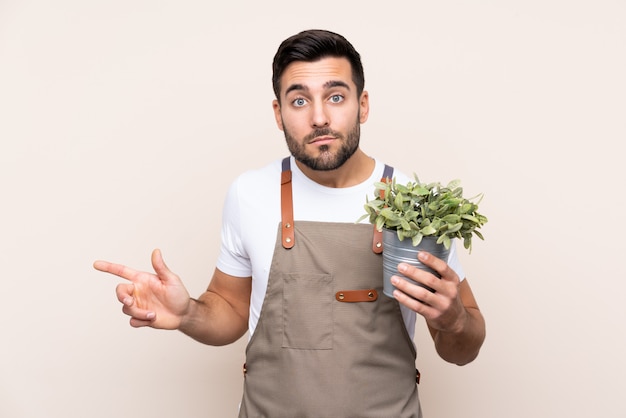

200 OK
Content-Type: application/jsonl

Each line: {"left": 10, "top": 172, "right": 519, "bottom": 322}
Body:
{"left": 273, "top": 57, "right": 369, "bottom": 171}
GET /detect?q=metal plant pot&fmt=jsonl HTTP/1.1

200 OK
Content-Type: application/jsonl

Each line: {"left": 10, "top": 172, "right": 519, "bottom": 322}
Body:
{"left": 382, "top": 228, "right": 450, "bottom": 298}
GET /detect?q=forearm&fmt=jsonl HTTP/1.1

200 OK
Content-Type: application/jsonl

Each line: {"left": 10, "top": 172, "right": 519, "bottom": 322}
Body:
{"left": 429, "top": 306, "right": 486, "bottom": 366}
{"left": 178, "top": 292, "right": 249, "bottom": 346}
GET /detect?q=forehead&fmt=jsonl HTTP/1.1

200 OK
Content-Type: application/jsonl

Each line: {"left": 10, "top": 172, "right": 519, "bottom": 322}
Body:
{"left": 280, "top": 57, "right": 354, "bottom": 95}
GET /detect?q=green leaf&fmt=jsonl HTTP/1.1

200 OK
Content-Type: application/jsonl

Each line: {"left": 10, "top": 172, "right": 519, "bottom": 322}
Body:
{"left": 461, "top": 214, "right": 479, "bottom": 223}
{"left": 421, "top": 225, "right": 437, "bottom": 236}
{"left": 436, "top": 234, "right": 451, "bottom": 249}
{"left": 411, "top": 233, "right": 424, "bottom": 246}
{"left": 447, "top": 179, "right": 461, "bottom": 189}
{"left": 415, "top": 186, "right": 430, "bottom": 196}
{"left": 375, "top": 217, "right": 385, "bottom": 231}
{"left": 442, "top": 214, "right": 461, "bottom": 224}
{"left": 394, "top": 193, "right": 404, "bottom": 210}
{"left": 396, "top": 183, "right": 409, "bottom": 194}
{"left": 356, "top": 213, "right": 369, "bottom": 223}
{"left": 446, "top": 222, "right": 463, "bottom": 234}
{"left": 380, "top": 207, "right": 396, "bottom": 219}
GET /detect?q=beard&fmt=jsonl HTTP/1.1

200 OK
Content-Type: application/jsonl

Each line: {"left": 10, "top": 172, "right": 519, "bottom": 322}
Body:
{"left": 283, "top": 119, "right": 361, "bottom": 171}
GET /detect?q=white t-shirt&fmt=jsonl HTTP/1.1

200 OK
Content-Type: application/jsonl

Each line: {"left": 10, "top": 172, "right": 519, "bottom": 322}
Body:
{"left": 216, "top": 156, "right": 465, "bottom": 339}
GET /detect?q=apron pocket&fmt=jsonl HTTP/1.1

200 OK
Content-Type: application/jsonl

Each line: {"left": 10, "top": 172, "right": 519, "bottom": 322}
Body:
{"left": 282, "top": 272, "right": 333, "bottom": 350}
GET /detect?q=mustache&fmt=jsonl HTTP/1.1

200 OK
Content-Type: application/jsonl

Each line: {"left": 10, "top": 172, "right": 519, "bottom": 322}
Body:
{"left": 304, "top": 128, "right": 343, "bottom": 142}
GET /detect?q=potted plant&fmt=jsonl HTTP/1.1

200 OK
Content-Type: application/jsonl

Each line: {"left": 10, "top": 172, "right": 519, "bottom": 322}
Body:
{"left": 357, "top": 174, "right": 488, "bottom": 298}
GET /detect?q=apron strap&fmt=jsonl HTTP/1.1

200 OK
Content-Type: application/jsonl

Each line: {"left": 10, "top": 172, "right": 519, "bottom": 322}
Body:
{"left": 281, "top": 157, "right": 295, "bottom": 249}
{"left": 281, "top": 157, "right": 394, "bottom": 252}
{"left": 372, "top": 164, "right": 394, "bottom": 253}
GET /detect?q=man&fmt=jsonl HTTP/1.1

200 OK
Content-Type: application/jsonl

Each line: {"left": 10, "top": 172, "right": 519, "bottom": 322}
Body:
{"left": 94, "top": 29, "right": 486, "bottom": 417}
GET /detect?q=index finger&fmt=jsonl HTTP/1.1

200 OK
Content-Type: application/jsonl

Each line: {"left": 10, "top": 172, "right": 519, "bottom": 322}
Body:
{"left": 93, "top": 260, "right": 140, "bottom": 281}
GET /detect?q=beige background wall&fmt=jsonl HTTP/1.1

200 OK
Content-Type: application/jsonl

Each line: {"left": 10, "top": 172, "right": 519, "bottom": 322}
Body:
{"left": 1, "top": 1, "right": 624, "bottom": 417}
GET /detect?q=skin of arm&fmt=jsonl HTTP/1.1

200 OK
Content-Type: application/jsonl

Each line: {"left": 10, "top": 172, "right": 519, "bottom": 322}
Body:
{"left": 93, "top": 249, "right": 251, "bottom": 346}
{"left": 180, "top": 268, "right": 251, "bottom": 346}
{"left": 390, "top": 251, "right": 486, "bottom": 366}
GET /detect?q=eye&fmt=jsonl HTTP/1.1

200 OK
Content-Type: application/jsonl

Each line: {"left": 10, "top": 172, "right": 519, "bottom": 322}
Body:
{"left": 292, "top": 97, "right": 307, "bottom": 107}
{"left": 329, "top": 94, "right": 344, "bottom": 103}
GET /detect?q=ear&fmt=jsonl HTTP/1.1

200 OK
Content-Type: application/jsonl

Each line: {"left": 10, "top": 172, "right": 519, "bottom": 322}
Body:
{"left": 359, "top": 90, "right": 370, "bottom": 123}
{"left": 272, "top": 99, "right": 284, "bottom": 131}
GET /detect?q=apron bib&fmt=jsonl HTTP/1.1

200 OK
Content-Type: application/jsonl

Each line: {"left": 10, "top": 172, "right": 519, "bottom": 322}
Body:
{"left": 238, "top": 160, "right": 422, "bottom": 418}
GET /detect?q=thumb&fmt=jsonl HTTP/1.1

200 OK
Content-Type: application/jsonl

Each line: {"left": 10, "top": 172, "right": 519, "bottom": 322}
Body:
{"left": 151, "top": 249, "right": 177, "bottom": 283}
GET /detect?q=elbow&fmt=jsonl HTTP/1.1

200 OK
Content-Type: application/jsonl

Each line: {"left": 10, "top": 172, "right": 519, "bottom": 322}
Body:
{"left": 437, "top": 321, "right": 486, "bottom": 366}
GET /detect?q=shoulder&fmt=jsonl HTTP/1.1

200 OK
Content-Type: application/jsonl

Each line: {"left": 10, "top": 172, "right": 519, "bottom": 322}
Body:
{"left": 233, "top": 158, "right": 284, "bottom": 187}
{"left": 225, "top": 158, "right": 284, "bottom": 201}
{"left": 372, "top": 160, "right": 411, "bottom": 184}
{"left": 221, "top": 158, "right": 286, "bottom": 229}
{"left": 387, "top": 164, "right": 411, "bottom": 184}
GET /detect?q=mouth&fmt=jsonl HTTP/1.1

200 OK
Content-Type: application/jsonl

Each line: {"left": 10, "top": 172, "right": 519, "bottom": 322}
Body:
{"left": 309, "top": 135, "right": 336, "bottom": 146}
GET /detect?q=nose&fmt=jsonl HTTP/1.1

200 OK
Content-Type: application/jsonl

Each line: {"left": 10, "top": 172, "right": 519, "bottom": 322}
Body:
{"left": 311, "top": 102, "right": 329, "bottom": 128}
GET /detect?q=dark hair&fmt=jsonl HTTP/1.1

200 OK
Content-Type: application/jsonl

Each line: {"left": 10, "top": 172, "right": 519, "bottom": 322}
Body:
{"left": 271, "top": 29, "right": 365, "bottom": 101}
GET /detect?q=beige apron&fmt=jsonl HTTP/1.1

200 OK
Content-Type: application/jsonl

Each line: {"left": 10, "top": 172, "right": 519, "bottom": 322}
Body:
{"left": 238, "top": 159, "right": 422, "bottom": 418}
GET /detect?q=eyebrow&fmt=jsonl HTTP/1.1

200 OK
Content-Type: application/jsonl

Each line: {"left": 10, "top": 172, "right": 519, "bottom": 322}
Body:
{"left": 284, "top": 80, "right": 351, "bottom": 96}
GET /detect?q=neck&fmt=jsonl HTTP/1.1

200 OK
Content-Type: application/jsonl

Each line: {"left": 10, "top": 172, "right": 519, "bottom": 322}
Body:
{"left": 295, "top": 149, "right": 375, "bottom": 188}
